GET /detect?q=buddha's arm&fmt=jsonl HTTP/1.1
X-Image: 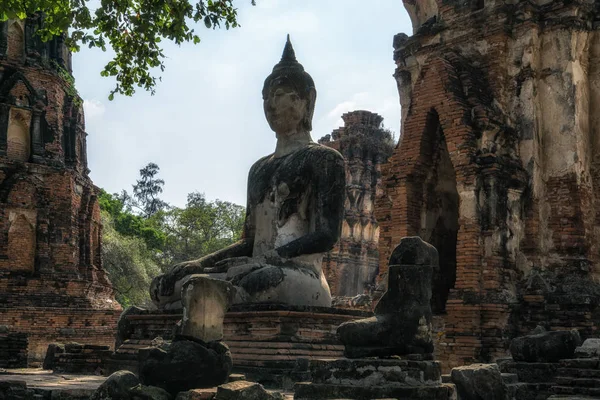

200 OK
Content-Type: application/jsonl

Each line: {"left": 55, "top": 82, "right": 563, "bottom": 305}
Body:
{"left": 276, "top": 151, "right": 345, "bottom": 258}
{"left": 151, "top": 196, "right": 256, "bottom": 302}
{"left": 167, "top": 196, "right": 257, "bottom": 278}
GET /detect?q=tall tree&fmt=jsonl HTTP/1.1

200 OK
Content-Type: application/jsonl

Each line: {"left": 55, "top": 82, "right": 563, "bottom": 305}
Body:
{"left": 132, "top": 163, "right": 169, "bottom": 218}
{"left": 1, "top": 0, "right": 255, "bottom": 98}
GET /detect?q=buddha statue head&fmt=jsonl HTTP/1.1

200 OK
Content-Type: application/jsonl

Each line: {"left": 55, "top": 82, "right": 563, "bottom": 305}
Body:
{"left": 263, "top": 35, "right": 317, "bottom": 135}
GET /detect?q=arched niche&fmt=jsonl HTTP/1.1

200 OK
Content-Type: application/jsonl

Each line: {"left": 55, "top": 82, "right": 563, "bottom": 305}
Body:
{"left": 7, "top": 20, "right": 25, "bottom": 62}
{"left": 419, "top": 109, "right": 459, "bottom": 314}
{"left": 8, "top": 212, "right": 36, "bottom": 273}
{"left": 7, "top": 108, "right": 31, "bottom": 162}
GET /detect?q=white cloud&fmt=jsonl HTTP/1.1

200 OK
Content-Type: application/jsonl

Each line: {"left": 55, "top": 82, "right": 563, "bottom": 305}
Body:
{"left": 83, "top": 99, "right": 106, "bottom": 120}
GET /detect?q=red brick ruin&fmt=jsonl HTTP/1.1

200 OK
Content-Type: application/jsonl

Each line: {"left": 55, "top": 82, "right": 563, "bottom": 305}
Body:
{"left": 0, "top": 17, "right": 120, "bottom": 364}
{"left": 320, "top": 111, "right": 393, "bottom": 297}
{"left": 3, "top": 1, "right": 600, "bottom": 380}
{"left": 377, "top": 0, "right": 600, "bottom": 370}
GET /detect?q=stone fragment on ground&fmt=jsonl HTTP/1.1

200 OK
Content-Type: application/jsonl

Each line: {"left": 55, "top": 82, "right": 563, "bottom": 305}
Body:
{"left": 139, "top": 336, "right": 232, "bottom": 395}
{"left": 215, "top": 380, "right": 283, "bottom": 400}
{"left": 510, "top": 329, "right": 581, "bottom": 363}
{"left": 575, "top": 338, "right": 600, "bottom": 359}
{"left": 90, "top": 370, "right": 172, "bottom": 400}
{"left": 450, "top": 363, "right": 507, "bottom": 400}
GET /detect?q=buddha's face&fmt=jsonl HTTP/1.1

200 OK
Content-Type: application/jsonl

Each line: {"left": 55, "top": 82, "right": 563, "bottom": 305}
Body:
{"left": 264, "top": 83, "right": 309, "bottom": 136}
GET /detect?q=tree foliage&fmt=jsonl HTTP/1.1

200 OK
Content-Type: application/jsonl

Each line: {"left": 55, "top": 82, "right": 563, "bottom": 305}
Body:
{"left": 159, "top": 192, "right": 245, "bottom": 266}
{"left": 98, "top": 189, "right": 165, "bottom": 250}
{"left": 0, "top": 0, "right": 255, "bottom": 98}
{"left": 101, "top": 210, "right": 161, "bottom": 307}
{"left": 98, "top": 162, "right": 245, "bottom": 306}
{"left": 132, "top": 163, "right": 169, "bottom": 218}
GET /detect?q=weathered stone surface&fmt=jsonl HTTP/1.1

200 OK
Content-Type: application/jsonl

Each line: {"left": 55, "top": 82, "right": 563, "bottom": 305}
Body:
{"left": 0, "top": 333, "right": 28, "bottom": 369}
{"left": 116, "top": 306, "right": 146, "bottom": 349}
{"left": 139, "top": 336, "right": 232, "bottom": 395}
{"left": 575, "top": 339, "right": 600, "bottom": 359}
{"left": 387, "top": 236, "right": 439, "bottom": 267}
{"left": 498, "top": 360, "right": 559, "bottom": 384}
{"left": 293, "top": 382, "right": 456, "bottom": 400}
{"left": 43, "top": 343, "right": 64, "bottom": 370}
{"left": 309, "top": 358, "right": 441, "bottom": 386}
{"left": 90, "top": 370, "right": 172, "bottom": 400}
{"left": 337, "top": 237, "right": 434, "bottom": 358}
{"left": 175, "top": 388, "right": 217, "bottom": 400}
{"left": 128, "top": 384, "right": 173, "bottom": 400}
{"left": 181, "top": 275, "right": 235, "bottom": 342}
{"left": 90, "top": 370, "right": 140, "bottom": 400}
{"left": 215, "top": 381, "right": 283, "bottom": 400}
{"left": 151, "top": 36, "right": 346, "bottom": 310}
{"left": 510, "top": 330, "right": 581, "bottom": 363}
{"left": 450, "top": 364, "right": 506, "bottom": 400}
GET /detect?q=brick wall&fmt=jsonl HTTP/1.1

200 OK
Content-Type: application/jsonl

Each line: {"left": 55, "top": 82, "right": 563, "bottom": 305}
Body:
{"left": 380, "top": 0, "right": 600, "bottom": 372}
{"left": 0, "top": 18, "right": 121, "bottom": 365}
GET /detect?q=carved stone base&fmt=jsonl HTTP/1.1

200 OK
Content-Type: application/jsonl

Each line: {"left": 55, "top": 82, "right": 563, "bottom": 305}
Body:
{"left": 107, "top": 304, "right": 370, "bottom": 385}
{"left": 293, "top": 358, "right": 455, "bottom": 400}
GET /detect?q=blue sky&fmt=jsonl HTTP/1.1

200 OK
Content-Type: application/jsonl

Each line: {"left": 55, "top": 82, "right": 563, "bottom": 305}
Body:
{"left": 74, "top": 0, "right": 412, "bottom": 207}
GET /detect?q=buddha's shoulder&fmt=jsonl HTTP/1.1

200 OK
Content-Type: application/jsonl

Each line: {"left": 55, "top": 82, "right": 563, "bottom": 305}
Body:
{"left": 303, "top": 143, "right": 344, "bottom": 163}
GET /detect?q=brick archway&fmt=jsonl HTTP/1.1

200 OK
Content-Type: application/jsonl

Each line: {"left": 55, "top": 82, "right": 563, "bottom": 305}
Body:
{"left": 377, "top": 55, "right": 486, "bottom": 369}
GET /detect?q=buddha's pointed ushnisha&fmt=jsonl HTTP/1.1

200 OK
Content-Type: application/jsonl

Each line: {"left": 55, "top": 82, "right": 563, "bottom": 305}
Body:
{"left": 281, "top": 34, "right": 297, "bottom": 63}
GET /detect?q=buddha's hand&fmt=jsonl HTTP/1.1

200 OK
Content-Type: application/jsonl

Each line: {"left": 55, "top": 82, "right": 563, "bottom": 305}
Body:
{"left": 259, "top": 249, "right": 288, "bottom": 266}
{"left": 213, "top": 257, "right": 252, "bottom": 272}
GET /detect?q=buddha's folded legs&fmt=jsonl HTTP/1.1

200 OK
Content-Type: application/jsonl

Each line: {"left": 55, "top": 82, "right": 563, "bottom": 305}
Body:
{"left": 230, "top": 264, "right": 332, "bottom": 307}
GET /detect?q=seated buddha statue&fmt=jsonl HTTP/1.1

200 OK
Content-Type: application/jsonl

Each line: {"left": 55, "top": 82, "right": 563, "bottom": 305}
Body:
{"left": 150, "top": 36, "right": 346, "bottom": 310}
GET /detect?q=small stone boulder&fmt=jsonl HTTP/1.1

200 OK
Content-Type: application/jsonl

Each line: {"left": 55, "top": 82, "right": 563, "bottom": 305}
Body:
{"left": 139, "top": 336, "right": 233, "bottom": 395}
{"left": 451, "top": 363, "right": 506, "bottom": 400}
{"left": 510, "top": 329, "right": 581, "bottom": 363}
{"left": 90, "top": 370, "right": 172, "bottom": 400}
{"left": 215, "top": 381, "right": 283, "bottom": 400}
{"left": 575, "top": 338, "right": 600, "bottom": 359}
{"left": 91, "top": 370, "right": 140, "bottom": 400}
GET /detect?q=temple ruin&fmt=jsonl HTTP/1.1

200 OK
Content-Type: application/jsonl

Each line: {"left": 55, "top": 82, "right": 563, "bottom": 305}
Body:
{"left": 0, "top": 16, "right": 120, "bottom": 365}
{"left": 319, "top": 111, "right": 394, "bottom": 297}
{"left": 377, "top": 0, "right": 600, "bottom": 370}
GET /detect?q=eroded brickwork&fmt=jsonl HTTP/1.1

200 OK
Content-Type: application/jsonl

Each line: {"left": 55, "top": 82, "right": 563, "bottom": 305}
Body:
{"left": 0, "top": 16, "right": 120, "bottom": 364}
{"left": 378, "top": 0, "right": 600, "bottom": 371}
{"left": 319, "top": 111, "right": 393, "bottom": 296}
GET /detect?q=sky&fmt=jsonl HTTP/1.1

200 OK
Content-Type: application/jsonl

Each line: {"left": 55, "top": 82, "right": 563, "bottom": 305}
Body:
{"left": 73, "top": 0, "right": 413, "bottom": 207}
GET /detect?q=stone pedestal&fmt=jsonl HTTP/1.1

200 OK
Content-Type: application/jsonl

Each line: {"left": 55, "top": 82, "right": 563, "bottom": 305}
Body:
{"left": 106, "top": 305, "right": 370, "bottom": 386}
{"left": 181, "top": 275, "right": 235, "bottom": 342}
{"left": 294, "top": 358, "right": 455, "bottom": 400}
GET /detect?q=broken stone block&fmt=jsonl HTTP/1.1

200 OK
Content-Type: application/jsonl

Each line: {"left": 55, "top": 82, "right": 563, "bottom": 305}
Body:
{"left": 215, "top": 381, "right": 283, "bottom": 400}
{"left": 42, "top": 343, "right": 64, "bottom": 370}
{"left": 129, "top": 384, "right": 173, "bottom": 400}
{"left": 90, "top": 370, "right": 140, "bottom": 400}
{"left": 451, "top": 363, "right": 506, "bottom": 400}
{"left": 181, "top": 275, "right": 235, "bottom": 342}
{"left": 575, "top": 338, "right": 600, "bottom": 359}
{"left": 337, "top": 236, "right": 435, "bottom": 358}
{"left": 139, "top": 336, "right": 232, "bottom": 395}
{"left": 510, "top": 329, "right": 581, "bottom": 363}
